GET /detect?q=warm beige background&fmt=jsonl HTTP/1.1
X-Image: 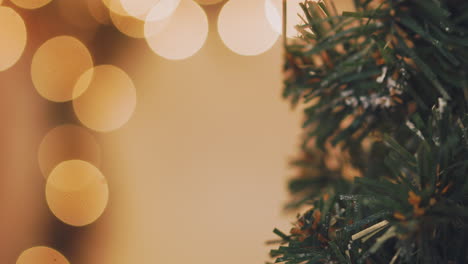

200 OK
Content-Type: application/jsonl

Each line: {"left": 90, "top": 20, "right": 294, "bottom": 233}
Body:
{"left": 91, "top": 9, "right": 302, "bottom": 263}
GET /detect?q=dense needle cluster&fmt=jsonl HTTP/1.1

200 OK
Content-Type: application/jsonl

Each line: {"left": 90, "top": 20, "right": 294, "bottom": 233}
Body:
{"left": 270, "top": 0, "right": 468, "bottom": 263}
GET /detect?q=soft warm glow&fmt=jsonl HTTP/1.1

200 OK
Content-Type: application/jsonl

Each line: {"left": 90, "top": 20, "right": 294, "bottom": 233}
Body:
{"left": 16, "top": 246, "right": 69, "bottom": 264}
{"left": 38, "top": 124, "right": 101, "bottom": 179}
{"left": 265, "top": 0, "right": 303, "bottom": 38}
{"left": 87, "top": 0, "right": 111, "bottom": 24}
{"left": 10, "top": 0, "right": 52, "bottom": 9}
{"left": 194, "top": 0, "right": 223, "bottom": 5}
{"left": 218, "top": 0, "right": 279, "bottom": 56}
{"left": 31, "top": 36, "right": 94, "bottom": 102}
{"left": 46, "top": 160, "right": 109, "bottom": 226}
{"left": 145, "top": 0, "right": 208, "bottom": 60}
{"left": 73, "top": 65, "right": 137, "bottom": 132}
{"left": 120, "top": 0, "right": 160, "bottom": 18}
{"left": 110, "top": 7, "right": 145, "bottom": 38}
{"left": 0, "top": 7, "right": 26, "bottom": 72}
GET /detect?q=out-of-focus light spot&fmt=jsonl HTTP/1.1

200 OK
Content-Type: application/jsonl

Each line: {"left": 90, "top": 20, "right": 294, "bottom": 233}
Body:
{"left": 145, "top": 0, "right": 208, "bottom": 60}
{"left": 195, "top": 0, "right": 223, "bottom": 5}
{"left": 120, "top": 0, "right": 159, "bottom": 18}
{"left": 265, "top": 0, "right": 303, "bottom": 38}
{"left": 58, "top": 0, "right": 99, "bottom": 29}
{"left": 102, "top": 0, "right": 131, "bottom": 16}
{"left": 144, "top": 0, "right": 180, "bottom": 22}
{"left": 38, "top": 124, "right": 101, "bottom": 179}
{"left": 110, "top": 8, "right": 145, "bottom": 38}
{"left": 87, "top": 0, "right": 111, "bottom": 24}
{"left": 17, "top": 246, "right": 69, "bottom": 264}
{"left": 10, "top": 0, "right": 52, "bottom": 9}
{"left": 0, "top": 7, "right": 26, "bottom": 72}
{"left": 218, "top": 0, "right": 279, "bottom": 56}
{"left": 31, "top": 36, "right": 93, "bottom": 102}
{"left": 73, "top": 65, "right": 137, "bottom": 132}
{"left": 46, "top": 160, "right": 109, "bottom": 226}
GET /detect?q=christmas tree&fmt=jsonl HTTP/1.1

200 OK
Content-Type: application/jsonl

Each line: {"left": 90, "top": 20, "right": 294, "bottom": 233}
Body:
{"left": 270, "top": 0, "right": 468, "bottom": 263}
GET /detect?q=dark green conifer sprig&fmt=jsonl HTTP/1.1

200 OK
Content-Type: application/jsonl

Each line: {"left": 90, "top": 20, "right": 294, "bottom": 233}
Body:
{"left": 270, "top": 0, "right": 468, "bottom": 263}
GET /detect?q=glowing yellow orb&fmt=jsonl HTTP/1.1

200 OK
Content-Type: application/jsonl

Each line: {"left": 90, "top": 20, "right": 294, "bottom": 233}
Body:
{"left": 16, "top": 246, "right": 69, "bottom": 264}
{"left": 46, "top": 160, "right": 109, "bottom": 226}
{"left": 218, "top": 0, "right": 279, "bottom": 56}
{"left": 31, "top": 36, "right": 94, "bottom": 102}
{"left": 145, "top": 0, "right": 208, "bottom": 60}
{"left": 10, "top": 0, "right": 52, "bottom": 9}
{"left": 73, "top": 65, "right": 137, "bottom": 132}
{"left": 38, "top": 124, "right": 101, "bottom": 179}
{"left": 0, "top": 7, "right": 27, "bottom": 72}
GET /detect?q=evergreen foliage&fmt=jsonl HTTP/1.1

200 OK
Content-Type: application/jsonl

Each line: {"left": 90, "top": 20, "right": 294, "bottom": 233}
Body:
{"left": 270, "top": 0, "right": 468, "bottom": 263}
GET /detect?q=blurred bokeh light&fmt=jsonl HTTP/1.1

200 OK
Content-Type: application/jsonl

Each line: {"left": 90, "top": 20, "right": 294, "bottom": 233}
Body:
{"left": 16, "top": 246, "right": 69, "bottom": 264}
{"left": 38, "top": 124, "right": 101, "bottom": 178}
{"left": 144, "top": 0, "right": 208, "bottom": 60}
{"left": 218, "top": 0, "right": 279, "bottom": 56}
{"left": 87, "top": 0, "right": 111, "bottom": 24}
{"left": 31, "top": 36, "right": 94, "bottom": 102}
{"left": 0, "top": 7, "right": 26, "bottom": 71}
{"left": 10, "top": 0, "right": 52, "bottom": 9}
{"left": 46, "top": 160, "right": 109, "bottom": 226}
{"left": 120, "top": 0, "right": 160, "bottom": 18}
{"left": 72, "top": 65, "right": 137, "bottom": 132}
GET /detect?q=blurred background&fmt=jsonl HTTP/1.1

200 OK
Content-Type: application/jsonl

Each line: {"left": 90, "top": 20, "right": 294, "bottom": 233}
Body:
{"left": 0, "top": 0, "right": 352, "bottom": 263}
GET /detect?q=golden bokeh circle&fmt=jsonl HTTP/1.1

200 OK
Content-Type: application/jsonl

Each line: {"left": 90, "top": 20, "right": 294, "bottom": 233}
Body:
{"left": 0, "top": 7, "right": 27, "bottom": 72}
{"left": 144, "top": 0, "right": 180, "bottom": 21}
{"left": 120, "top": 0, "right": 160, "bottom": 18}
{"left": 10, "top": 0, "right": 52, "bottom": 9}
{"left": 218, "top": 0, "right": 279, "bottom": 56}
{"left": 110, "top": 7, "right": 145, "bottom": 38}
{"left": 38, "top": 124, "right": 101, "bottom": 179}
{"left": 16, "top": 246, "right": 69, "bottom": 264}
{"left": 31, "top": 36, "right": 94, "bottom": 102}
{"left": 145, "top": 0, "right": 208, "bottom": 60}
{"left": 73, "top": 65, "right": 137, "bottom": 132}
{"left": 46, "top": 160, "right": 109, "bottom": 226}
{"left": 102, "top": 0, "right": 131, "bottom": 16}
